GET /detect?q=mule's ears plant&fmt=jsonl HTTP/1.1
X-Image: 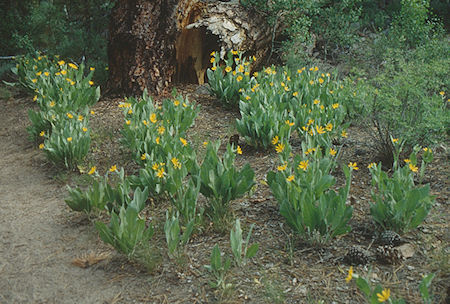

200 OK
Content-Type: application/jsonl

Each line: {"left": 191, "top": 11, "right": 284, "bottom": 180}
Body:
{"left": 204, "top": 244, "right": 232, "bottom": 290}
{"left": 164, "top": 211, "right": 195, "bottom": 260}
{"left": 230, "top": 219, "right": 259, "bottom": 266}
{"left": 197, "top": 141, "right": 255, "bottom": 230}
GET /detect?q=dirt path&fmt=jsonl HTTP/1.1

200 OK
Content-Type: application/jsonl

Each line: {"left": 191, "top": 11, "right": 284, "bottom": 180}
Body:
{"left": 0, "top": 97, "right": 131, "bottom": 304}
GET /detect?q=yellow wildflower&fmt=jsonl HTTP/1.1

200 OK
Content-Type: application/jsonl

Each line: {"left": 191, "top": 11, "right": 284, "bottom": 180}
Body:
{"left": 89, "top": 80, "right": 94, "bottom": 86}
{"left": 61, "top": 70, "right": 67, "bottom": 75}
{"left": 285, "top": 120, "right": 294, "bottom": 127}
{"left": 409, "top": 163, "right": 418, "bottom": 172}
{"left": 49, "top": 100, "right": 55, "bottom": 107}
{"left": 203, "top": 141, "right": 208, "bottom": 147}
{"left": 36, "top": 71, "right": 42, "bottom": 76}
{"left": 142, "top": 120, "right": 148, "bottom": 126}
{"left": 376, "top": 289, "right": 390, "bottom": 303}
{"left": 32, "top": 79, "right": 37, "bottom": 83}
{"left": 125, "top": 120, "right": 131, "bottom": 125}
{"left": 314, "top": 66, "right": 319, "bottom": 72}
{"left": 309, "top": 80, "right": 314, "bottom": 85}
{"left": 332, "top": 103, "right": 339, "bottom": 109}
{"left": 236, "top": 75, "right": 243, "bottom": 82}
{"left": 156, "top": 167, "right": 165, "bottom": 178}
{"left": 33, "top": 95, "right": 37, "bottom": 102}
{"left": 325, "top": 123, "right": 333, "bottom": 131}
{"left": 286, "top": 175, "right": 294, "bottom": 182}
{"left": 174, "top": 99, "right": 180, "bottom": 106}
{"left": 233, "top": 71, "right": 237, "bottom": 76}
{"left": 237, "top": 145, "right": 242, "bottom": 155}
{"left": 404, "top": 159, "right": 411, "bottom": 163}
{"left": 330, "top": 148, "right": 337, "bottom": 156}
{"left": 152, "top": 163, "right": 159, "bottom": 171}
{"left": 82, "top": 127, "right": 88, "bottom": 132}
{"left": 392, "top": 138, "right": 399, "bottom": 143}
{"left": 90, "top": 110, "right": 95, "bottom": 115}
{"left": 44, "top": 71, "right": 49, "bottom": 76}
{"left": 314, "top": 99, "right": 320, "bottom": 105}
{"left": 210, "top": 51, "right": 215, "bottom": 56}
{"left": 67, "top": 137, "right": 73, "bottom": 142}
{"left": 367, "top": 162, "right": 376, "bottom": 169}
{"left": 225, "top": 66, "right": 232, "bottom": 73}
{"left": 245, "top": 96, "right": 251, "bottom": 100}
{"left": 90, "top": 67, "right": 95, "bottom": 71}
{"left": 180, "top": 137, "right": 187, "bottom": 146}
{"left": 439, "top": 91, "right": 445, "bottom": 96}
{"left": 88, "top": 166, "right": 96, "bottom": 175}
{"left": 211, "top": 66, "right": 217, "bottom": 71}
{"left": 318, "top": 78, "right": 324, "bottom": 84}
{"left": 68, "top": 63, "right": 78, "bottom": 70}
{"left": 345, "top": 267, "right": 353, "bottom": 283}
{"left": 78, "top": 115, "right": 84, "bottom": 121}
{"left": 307, "top": 119, "right": 314, "bottom": 126}
{"left": 210, "top": 57, "right": 215, "bottom": 63}
{"left": 171, "top": 157, "right": 181, "bottom": 169}
{"left": 238, "top": 65, "right": 244, "bottom": 73}
{"left": 39, "top": 130, "right": 45, "bottom": 137}
{"left": 150, "top": 113, "right": 157, "bottom": 123}
{"left": 293, "top": 91, "right": 298, "bottom": 97}
{"left": 156, "top": 137, "right": 160, "bottom": 144}
{"left": 277, "top": 162, "right": 288, "bottom": 171}
{"left": 275, "top": 143, "right": 285, "bottom": 153}
{"left": 316, "top": 125, "right": 325, "bottom": 134}
{"left": 109, "top": 165, "right": 117, "bottom": 172}
{"left": 158, "top": 126, "right": 165, "bottom": 134}
{"left": 141, "top": 154, "right": 146, "bottom": 160}
{"left": 39, "top": 143, "right": 44, "bottom": 149}
{"left": 272, "top": 136, "right": 279, "bottom": 145}
{"left": 341, "top": 130, "right": 348, "bottom": 138}
{"left": 348, "top": 162, "right": 359, "bottom": 170}
{"left": 67, "top": 113, "right": 74, "bottom": 119}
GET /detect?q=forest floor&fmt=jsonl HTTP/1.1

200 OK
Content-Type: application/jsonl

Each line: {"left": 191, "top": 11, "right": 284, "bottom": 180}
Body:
{"left": 0, "top": 84, "right": 448, "bottom": 304}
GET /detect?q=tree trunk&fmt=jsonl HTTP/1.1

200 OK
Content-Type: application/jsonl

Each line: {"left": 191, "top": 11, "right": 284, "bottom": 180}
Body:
{"left": 108, "top": 0, "right": 275, "bottom": 96}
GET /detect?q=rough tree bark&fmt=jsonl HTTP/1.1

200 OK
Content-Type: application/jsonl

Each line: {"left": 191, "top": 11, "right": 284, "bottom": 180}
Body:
{"left": 108, "top": 0, "right": 275, "bottom": 96}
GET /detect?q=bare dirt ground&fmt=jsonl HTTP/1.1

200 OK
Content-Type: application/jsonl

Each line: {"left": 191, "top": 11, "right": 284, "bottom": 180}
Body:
{"left": 0, "top": 85, "right": 449, "bottom": 304}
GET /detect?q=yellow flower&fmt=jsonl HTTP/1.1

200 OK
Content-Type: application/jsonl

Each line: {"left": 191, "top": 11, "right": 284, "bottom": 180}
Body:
{"left": 90, "top": 110, "right": 95, "bottom": 115}
{"left": 298, "top": 160, "right": 309, "bottom": 171}
{"left": 203, "top": 141, "right": 208, "bottom": 147}
{"left": 439, "top": 91, "right": 445, "bottom": 96}
{"left": 345, "top": 266, "right": 353, "bottom": 283}
{"left": 156, "top": 137, "right": 160, "bottom": 144}
{"left": 293, "top": 91, "right": 298, "bottom": 97}
{"left": 272, "top": 136, "right": 279, "bottom": 145}
{"left": 174, "top": 100, "right": 180, "bottom": 106}
{"left": 58, "top": 60, "right": 65, "bottom": 66}
{"left": 270, "top": 82, "right": 274, "bottom": 86}
{"left": 171, "top": 157, "right": 181, "bottom": 169}
{"left": 320, "top": 105, "right": 324, "bottom": 110}
{"left": 156, "top": 167, "right": 165, "bottom": 178}
{"left": 409, "top": 163, "right": 418, "bottom": 172}
{"left": 314, "top": 66, "right": 318, "bottom": 72}
{"left": 367, "top": 162, "right": 376, "bottom": 169}
{"left": 325, "top": 123, "right": 333, "bottom": 131}
{"left": 67, "top": 137, "right": 73, "bottom": 142}
{"left": 180, "top": 137, "right": 187, "bottom": 146}
{"left": 109, "top": 165, "right": 117, "bottom": 172}
{"left": 232, "top": 50, "right": 238, "bottom": 55}
{"left": 332, "top": 103, "right": 339, "bottom": 109}
{"left": 275, "top": 143, "right": 285, "bottom": 153}
{"left": 158, "top": 125, "right": 165, "bottom": 134}
{"left": 316, "top": 125, "right": 325, "bottom": 134}
{"left": 89, "top": 80, "right": 94, "bottom": 86}
{"left": 55, "top": 72, "right": 61, "bottom": 76}
{"left": 210, "top": 57, "right": 215, "bottom": 63}
{"left": 142, "top": 120, "right": 148, "bottom": 126}
{"left": 237, "top": 145, "right": 242, "bottom": 155}
{"left": 82, "top": 127, "right": 88, "bottom": 132}
{"left": 238, "top": 65, "right": 244, "bottom": 73}
{"left": 286, "top": 175, "right": 295, "bottom": 182}
{"left": 253, "top": 72, "right": 258, "bottom": 77}
{"left": 211, "top": 66, "right": 217, "bottom": 71}
{"left": 281, "top": 82, "right": 285, "bottom": 87}
{"left": 329, "top": 148, "right": 337, "bottom": 156}
{"left": 39, "top": 143, "right": 44, "bottom": 149}
{"left": 277, "top": 162, "right": 288, "bottom": 171}
{"left": 376, "top": 289, "right": 390, "bottom": 303}
{"left": 78, "top": 115, "right": 84, "bottom": 121}
{"left": 318, "top": 78, "right": 324, "bottom": 84}
{"left": 44, "top": 71, "right": 49, "bottom": 76}
{"left": 67, "top": 113, "right": 74, "bottom": 119}
{"left": 329, "top": 90, "right": 334, "bottom": 94}
{"left": 32, "top": 79, "right": 37, "bottom": 83}
{"left": 285, "top": 120, "right": 294, "bottom": 127}
{"left": 88, "top": 166, "right": 96, "bottom": 175}
{"left": 225, "top": 66, "right": 232, "bottom": 73}
{"left": 210, "top": 51, "right": 216, "bottom": 56}
{"left": 233, "top": 71, "right": 237, "bottom": 76}
{"left": 39, "top": 130, "right": 45, "bottom": 137}
{"left": 236, "top": 75, "right": 243, "bottom": 82}
{"left": 61, "top": 70, "right": 67, "bottom": 75}
{"left": 68, "top": 63, "right": 78, "bottom": 70}
{"left": 392, "top": 138, "right": 399, "bottom": 143}
{"left": 348, "top": 162, "right": 359, "bottom": 170}
{"left": 423, "top": 147, "right": 432, "bottom": 154}
{"left": 125, "top": 120, "right": 131, "bottom": 125}
{"left": 307, "top": 119, "right": 314, "bottom": 126}
{"left": 309, "top": 67, "right": 314, "bottom": 71}
{"left": 309, "top": 80, "right": 314, "bottom": 85}
{"left": 341, "top": 130, "right": 348, "bottom": 138}
{"left": 36, "top": 71, "right": 42, "bottom": 76}
{"left": 150, "top": 113, "right": 157, "bottom": 123}
{"left": 90, "top": 67, "right": 95, "bottom": 71}
{"left": 141, "top": 154, "right": 146, "bottom": 160}
{"left": 33, "top": 95, "right": 38, "bottom": 102}
{"left": 152, "top": 163, "right": 159, "bottom": 170}
{"left": 404, "top": 159, "right": 411, "bottom": 163}
{"left": 182, "top": 103, "right": 187, "bottom": 107}
{"left": 284, "top": 86, "right": 289, "bottom": 92}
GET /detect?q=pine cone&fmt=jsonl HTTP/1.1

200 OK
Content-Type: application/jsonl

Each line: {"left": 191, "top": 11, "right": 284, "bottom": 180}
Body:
{"left": 376, "top": 245, "right": 403, "bottom": 264}
{"left": 344, "top": 246, "right": 371, "bottom": 265}
{"left": 378, "top": 230, "right": 401, "bottom": 246}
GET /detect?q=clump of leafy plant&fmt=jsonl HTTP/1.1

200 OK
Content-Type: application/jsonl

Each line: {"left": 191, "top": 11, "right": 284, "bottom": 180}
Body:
{"left": 204, "top": 244, "right": 232, "bottom": 290}
{"left": 95, "top": 187, "right": 153, "bottom": 259}
{"left": 368, "top": 140, "right": 434, "bottom": 233}
{"left": 207, "top": 50, "right": 253, "bottom": 108}
{"left": 164, "top": 211, "right": 194, "bottom": 261}
{"left": 230, "top": 219, "right": 259, "bottom": 266}
{"left": 267, "top": 143, "right": 353, "bottom": 245}
{"left": 197, "top": 141, "right": 255, "bottom": 230}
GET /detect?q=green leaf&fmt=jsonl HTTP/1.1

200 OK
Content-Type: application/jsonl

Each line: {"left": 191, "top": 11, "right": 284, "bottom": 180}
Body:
{"left": 245, "top": 243, "right": 259, "bottom": 259}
